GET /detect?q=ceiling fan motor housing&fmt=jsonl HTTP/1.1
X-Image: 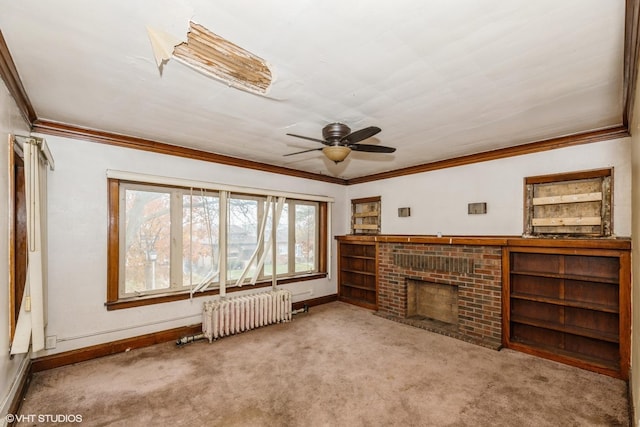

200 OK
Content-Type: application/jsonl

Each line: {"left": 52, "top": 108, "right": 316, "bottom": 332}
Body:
{"left": 323, "top": 123, "right": 351, "bottom": 143}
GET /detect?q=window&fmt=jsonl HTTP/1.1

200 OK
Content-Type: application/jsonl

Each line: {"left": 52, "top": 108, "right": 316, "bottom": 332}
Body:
{"left": 523, "top": 168, "right": 612, "bottom": 237}
{"left": 107, "top": 179, "right": 327, "bottom": 309}
{"left": 351, "top": 196, "right": 381, "bottom": 234}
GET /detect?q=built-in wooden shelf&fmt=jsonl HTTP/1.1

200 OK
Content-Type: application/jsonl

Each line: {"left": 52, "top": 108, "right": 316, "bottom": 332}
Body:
{"left": 510, "top": 270, "right": 619, "bottom": 285}
{"left": 510, "top": 292, "right": 618, "bottom": 313}
{"left": 335, "top": 234, "right": 631, "bottom": 379}
{"left": 510, "top": 314, "right": 620, "bottom": 343}
{"left": 503, "top": 245, "right": 630, "bottom": 379}
{"left": 337, "top": 240, "right": 378, "bottom": 310}
{"left": 340, "top": 268, "right": 376, "bottom": 276}
{"left": 510, "top": 338, "right": 619, "bottom": 372}
{"left": 340, "top": 282, "right": 376, "bottom": 292}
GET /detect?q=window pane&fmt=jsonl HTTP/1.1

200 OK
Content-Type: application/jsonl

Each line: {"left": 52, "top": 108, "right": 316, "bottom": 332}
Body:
{"left": 183, "top": 193, "right": 219, "bottom": 288}
{"left": 295, "top": 203, "right": 317, "bottom": 272}
{"left": 124, "top": 189, "right": 171, "bottom": 293}
{"left": 228, "top": 197, "right": 260, "bottom": 281}
{"left": 264, "top": 204, "right": 288, "bottom": 276}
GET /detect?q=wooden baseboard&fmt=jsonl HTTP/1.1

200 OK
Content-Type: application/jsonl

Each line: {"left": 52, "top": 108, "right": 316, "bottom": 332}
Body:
{"left": 293, "top": 293, "right": 337, "bottom": 310}
{"left": 31, "top": 324, "right": 202, "bottom": 373}
{"left": 31, "top": 294, "right": 338, "bottom": 373}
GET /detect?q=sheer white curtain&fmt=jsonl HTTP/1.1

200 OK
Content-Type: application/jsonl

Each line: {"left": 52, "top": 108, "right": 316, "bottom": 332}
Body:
{"left": 11, "top": 137, "right": 53, "bottom": 355}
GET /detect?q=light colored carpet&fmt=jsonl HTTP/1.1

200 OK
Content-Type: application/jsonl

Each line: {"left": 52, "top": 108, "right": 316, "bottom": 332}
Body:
{"left": 18, "top": 302, "right": 629, "bottom": 426}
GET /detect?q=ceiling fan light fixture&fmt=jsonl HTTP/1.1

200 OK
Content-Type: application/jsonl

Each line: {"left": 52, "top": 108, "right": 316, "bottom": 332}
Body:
{"left": 322, "top": 146, "right": 351, "bottom": 163}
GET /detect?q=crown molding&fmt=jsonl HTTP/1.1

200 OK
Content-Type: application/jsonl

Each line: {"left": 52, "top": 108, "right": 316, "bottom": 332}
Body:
{"left": 31, "top": 121, "right": 631, "bottom": 186}
{"left": 346, "top": 126, "right": 629, "bottom": 185}
{"left": 0, "top": 30, "right": 36, "bottom": 124}
{"left": 31, "top": 119, "right": 347, "bottom": 185}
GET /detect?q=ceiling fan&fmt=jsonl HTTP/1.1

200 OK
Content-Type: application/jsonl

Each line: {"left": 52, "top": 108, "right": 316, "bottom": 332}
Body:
{"left": 285, "top": 123, "right": 395, "bottom": 163}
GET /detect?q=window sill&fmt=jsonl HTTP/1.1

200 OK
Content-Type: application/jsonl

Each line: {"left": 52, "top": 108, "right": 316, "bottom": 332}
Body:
{"left": 105, "top": 272, "right": 328, "bottom": 311}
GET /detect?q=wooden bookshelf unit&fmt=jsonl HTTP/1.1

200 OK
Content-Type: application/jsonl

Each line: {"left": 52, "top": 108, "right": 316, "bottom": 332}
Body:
{"left": 335, "top": 235, "right": 630, "bottom": 378}
{"left": 337, "top": 239, "right": 378, "bottom": 310}
{"left": 503, "top": 245, "right": 630, "bottom": 379}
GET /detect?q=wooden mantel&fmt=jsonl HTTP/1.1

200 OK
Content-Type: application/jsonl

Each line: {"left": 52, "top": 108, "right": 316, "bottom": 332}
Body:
{"left": 335, "top": 234, "right": 631, "bottom": 250}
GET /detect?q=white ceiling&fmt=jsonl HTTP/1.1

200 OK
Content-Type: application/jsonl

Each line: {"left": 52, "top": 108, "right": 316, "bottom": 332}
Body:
{"left": 0, "top": 0, "right": 626, "bottom": 179}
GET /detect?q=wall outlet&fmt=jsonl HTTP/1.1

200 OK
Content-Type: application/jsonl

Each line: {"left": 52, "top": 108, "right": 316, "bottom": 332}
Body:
{"left": 45, "top": 335, "right": 57, "bottom": 350}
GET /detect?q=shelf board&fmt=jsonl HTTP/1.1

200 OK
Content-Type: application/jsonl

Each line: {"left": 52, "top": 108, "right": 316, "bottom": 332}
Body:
{"left": 510, "top": 292, "right": 619, "bottom": 313}
{"left": 532, "top": 192, "right": 602, "bottom": 206}
{"left": 353, "top": 224, "right": 379, "bottom": 230}
{"left": 341, "top": 282, "right": 376, "bottom": 292}
{"left": 341, "top": 268, "right": 376, "bottom": 276}
{"left": 340, "top": 255, "right": 376, "bottom": 260}
{"left": 532, "top": 216, "right": 602, "bottom": 227}
{"left": 352, "top": 211, "right": 380, "bottom": 218}
{"left": 510, "top": 314, "right": 619, "bottom": 343}
{"left": 509, "top": 338, "right": 619, "bottom": 373}
{"left": 511, "top": 270, "right": 618, "bottom": 284}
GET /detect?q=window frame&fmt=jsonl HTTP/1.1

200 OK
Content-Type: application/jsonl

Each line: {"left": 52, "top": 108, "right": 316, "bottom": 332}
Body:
{"left": 107, "top": 178, "right": 328, "bottom": 310}
{"left": 523, "top": 168, "right": 613, "bottom": 237}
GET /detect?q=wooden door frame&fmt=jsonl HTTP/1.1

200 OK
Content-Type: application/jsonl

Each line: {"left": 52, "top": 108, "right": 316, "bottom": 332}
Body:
{"left": 9, "top": 136, "right": 26, "bottom": 341}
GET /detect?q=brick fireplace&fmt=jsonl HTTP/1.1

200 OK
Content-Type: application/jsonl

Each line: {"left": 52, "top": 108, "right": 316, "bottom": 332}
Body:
{"left": 377, "top": 242, "right": 502, "bottom": 348}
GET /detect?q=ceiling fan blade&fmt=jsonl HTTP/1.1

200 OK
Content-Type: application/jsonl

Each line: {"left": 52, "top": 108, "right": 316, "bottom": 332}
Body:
{"left": 349, "top": 144, "right": 396, "bottom": 153}
{"left": 341, "top": 126, "right": 381, "bottom": 144}
{"left": 283, "top": 147, "right": 323, "bottom": 156}
{"left": 286, "top": 133, "right": 330, "bottom": 145}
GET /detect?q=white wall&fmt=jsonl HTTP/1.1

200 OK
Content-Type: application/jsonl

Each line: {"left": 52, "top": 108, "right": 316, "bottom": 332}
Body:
{"left": 0, "top": 81, "right": 31, "bottom": 419}
{"left": 347, "top": 138, "right": 632, "bottom": 237}
{"left": 39, "top": 134, "right": 632, "bottom": 357}
{"left": 38, "top": 135, "right": 348, "bottom": 355}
